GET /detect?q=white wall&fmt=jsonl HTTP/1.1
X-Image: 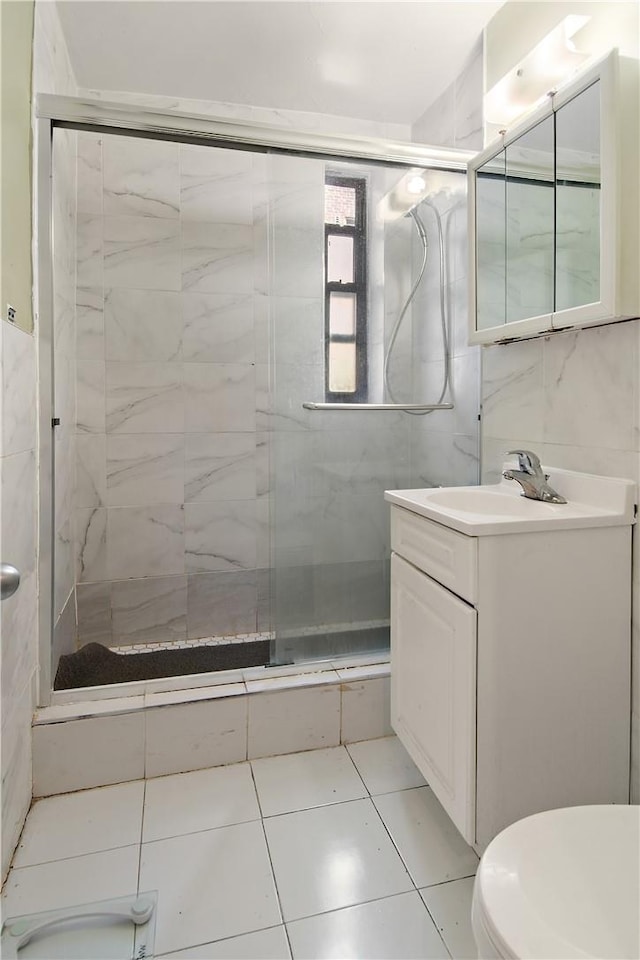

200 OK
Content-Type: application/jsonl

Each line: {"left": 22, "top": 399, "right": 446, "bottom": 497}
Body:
{"left": 481, "top": 1, "right": 640, "bottom": 802}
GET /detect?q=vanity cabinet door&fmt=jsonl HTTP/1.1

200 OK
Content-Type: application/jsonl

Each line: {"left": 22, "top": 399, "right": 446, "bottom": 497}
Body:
{"left": 390, "top": 553, "right": 477, "bottom": 843}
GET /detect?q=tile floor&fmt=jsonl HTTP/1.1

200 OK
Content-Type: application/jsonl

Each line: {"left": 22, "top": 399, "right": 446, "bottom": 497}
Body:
{"left": 2, "top": 736, "right": 479, "bottom": 959}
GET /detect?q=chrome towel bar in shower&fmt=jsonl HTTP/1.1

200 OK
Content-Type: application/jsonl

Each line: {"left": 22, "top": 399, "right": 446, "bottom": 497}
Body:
{"left": 302, "top": 402, "right": 454, "bottom": 412}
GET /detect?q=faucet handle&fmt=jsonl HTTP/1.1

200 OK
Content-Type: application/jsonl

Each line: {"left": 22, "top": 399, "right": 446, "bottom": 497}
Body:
{"left": 507, "top": 449, "right": 543, "bottom": 475}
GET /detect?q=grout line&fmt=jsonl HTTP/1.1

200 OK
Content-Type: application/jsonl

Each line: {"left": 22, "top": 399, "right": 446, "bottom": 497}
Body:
{"left": 136, "top": 779, "right": 146, "bottom": 894}
{"left": 141, "top": 814, "right": 263, "bottom": 848}
{"left": 367, "top": 792, "right": 420, "bottom": 893}
{"left": 284, "top": 888, "right": 428, "bottom": 929}
{"left": 418, "top": 889, "right": 454, "bottom": 960}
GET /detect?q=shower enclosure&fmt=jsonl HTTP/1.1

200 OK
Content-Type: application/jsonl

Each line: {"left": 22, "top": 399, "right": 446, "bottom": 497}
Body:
{"left": 38, "top": 96, "right": 478, "bottom": 700}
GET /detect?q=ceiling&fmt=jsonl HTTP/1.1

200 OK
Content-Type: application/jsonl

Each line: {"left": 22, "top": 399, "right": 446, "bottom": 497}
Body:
{"left": 56, "top": 1, "right": 504, "bottom": 126}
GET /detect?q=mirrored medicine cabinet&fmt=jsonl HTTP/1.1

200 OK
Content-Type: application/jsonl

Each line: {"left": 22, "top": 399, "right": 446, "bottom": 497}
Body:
{"left": 468, "top": 50, "right": 640, "bottom": 345}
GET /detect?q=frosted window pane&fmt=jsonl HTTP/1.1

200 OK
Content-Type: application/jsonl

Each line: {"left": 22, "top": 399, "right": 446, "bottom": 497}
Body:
{"left": 329, "top": 292, "right": 356, "bottom": 335}
{"left": 329, "top": 342, "right": 356, "bottom": 393}
{"left": 327, "top": 235, "right": 354, "bottom": 283}
{"left": 325, "top": 184, "right": 356, "bottom": 225}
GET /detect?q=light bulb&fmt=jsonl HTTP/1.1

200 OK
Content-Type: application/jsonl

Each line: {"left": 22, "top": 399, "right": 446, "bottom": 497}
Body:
{"left": 407, "top": 175, "right": 426, "bottom": 195}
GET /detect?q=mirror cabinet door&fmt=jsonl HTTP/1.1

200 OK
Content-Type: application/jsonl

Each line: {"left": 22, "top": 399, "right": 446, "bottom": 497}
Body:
{"left": 476, "top": 150, "right": 506, "bottom": 330}
{"left": 555, "top": 80, "right": 601, "bottom": 313}
{"left": 505, "top": 115, "right": 555, "bottom": 324}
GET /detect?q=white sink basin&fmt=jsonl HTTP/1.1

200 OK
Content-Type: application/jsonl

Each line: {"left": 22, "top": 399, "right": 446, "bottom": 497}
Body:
{"left": 426, "top": 488, "right": 556, "bottom": 517}
{"left": 385, "top": 465, "right": 636, "bottom": 536}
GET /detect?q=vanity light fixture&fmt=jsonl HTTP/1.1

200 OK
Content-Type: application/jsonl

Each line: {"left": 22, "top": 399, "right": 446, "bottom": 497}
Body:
{"left": 484, "top": 15, "right": 591, "bottom": 128}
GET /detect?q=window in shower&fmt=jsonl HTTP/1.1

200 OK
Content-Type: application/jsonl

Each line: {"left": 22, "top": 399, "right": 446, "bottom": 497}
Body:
{"left": 324, "top": 175, "right": 367, "bottom": 401}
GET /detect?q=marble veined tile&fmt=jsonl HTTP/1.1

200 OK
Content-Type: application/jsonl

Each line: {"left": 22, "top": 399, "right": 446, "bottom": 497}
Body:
{"left": 185, "top": 433, "right": 256, "bottom": 502}
{"left": 106, "top": 363, "right": 184, "bottom": 434}
{"left": 105, "top": 288, "right": 182, "bottom": 361}
{"left": 481, "top": 338, "right": 544, "bottom": 442}
{"left": 1, "top": 321, "right": 36, "bottom": 457}
{"left": 544, "top": 323, "right": 636, "bottom": 451}
{"left": 111, "top": 575, "right": 187, "bottom": 644}
{"left": 454, "top": 37, "right": 484, "bottom": 151}
{"left": 184, "top": 363, "right": 255, "bottom": 433}
{"left": 77, "top": 132, "right": 103, "bottom": 216}
{"left": 76, "top": 361, "right": 106, "bottom": 435}
{"left": 103, "top": 135, "right": 179, "bottom": 219}
{"left": 181, "top": 222, "right": 254, "bottom": 295}
{"left": 187, "top": 571, "right": 258, "bottom": 639}
{"left": 272, "top": 297, "right": 323, "bottom": 366}
{"left": 76, "top": 582, "right": 112, "bottom": 646}
{"left": 180, "top": 144, "right": 253, "bottom": 224}
{"left": 182, "top": 293, "right": 254, "bottom": 363}
{"left": 76, "top": 435, "right": 107, "bottom": 508}
{"left": 75, "top": 507, "right": 108, "bottom": 583}
{"left": 76, "top": 287, "right": 105, "bottom": 362}
{"left": 106, "top": 434, "right": 184, "bottom": 505}
{"left": 76, "top": 214, "right": 103, "bottom": 287}
{"left": 270, "top": 226, "right": 323, "bottom": 299}
{"left": 107, "top": 504, "right": 185, "bottom": 580}
{"left": 185, "top": 501, "right": 257, "bottom": 573}
{"left": 103, "top": 216, "right": 181, "bottom": 291}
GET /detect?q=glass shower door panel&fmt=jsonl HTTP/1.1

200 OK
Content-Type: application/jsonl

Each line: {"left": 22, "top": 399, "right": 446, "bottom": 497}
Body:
{"left": 269, "top": 154, "right": 412, "bottom": 666}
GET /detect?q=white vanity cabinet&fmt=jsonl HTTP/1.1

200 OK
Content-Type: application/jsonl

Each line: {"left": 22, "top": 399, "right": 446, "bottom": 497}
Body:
{"left": 388, "top": 492, "right": 632, "bottom": 852}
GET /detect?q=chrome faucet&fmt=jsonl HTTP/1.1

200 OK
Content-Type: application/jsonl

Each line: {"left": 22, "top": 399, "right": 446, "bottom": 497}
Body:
{"left": 502, "top": 450, "right": 567, "bottom": 504}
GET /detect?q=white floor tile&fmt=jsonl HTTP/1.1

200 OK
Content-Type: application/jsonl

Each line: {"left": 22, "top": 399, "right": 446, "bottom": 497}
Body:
{"left": 421, "top": 878, "right": 477, "bottom": 960}
{"left": 346, "top": 736, "right": 426, "bottom": 795}
{"left": 251, "top": 747, "right": 367, "bottom": 817}
{"left": 373, "top": 788, "right": 478, "bottom": 887}
{"left": 139, "top": 821, "right": 281, "bottom": 955}
{"left": 158, "top": 925, "right": 291, "bottom": 959}
{"left": 13, "top": 781, "right": 145, "bottom": 868}
{"left": 1, "top": 846, "right": 140, "bottom": 919}
{"left": 286, "top": 892, "right": 448, "bottom": 960}
{"left": 263, "top": 798, "right": 413, "bottom": 922}
{"left": 143, "top": 763, "right": 260, "bottom": 842}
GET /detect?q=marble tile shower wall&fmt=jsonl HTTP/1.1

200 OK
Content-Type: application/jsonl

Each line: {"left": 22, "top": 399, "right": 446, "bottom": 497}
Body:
{"left": 408, "top": 39, "right": 483, "bottom": 489}
{"left": 73, "top": 136, "right": 408, "bottom": 648}
{"left": 74, "top": 133, "right": 278, "bottom": 648}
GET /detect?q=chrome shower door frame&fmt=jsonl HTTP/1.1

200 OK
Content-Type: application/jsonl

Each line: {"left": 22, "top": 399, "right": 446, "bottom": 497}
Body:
{"left": 34, "top": 94, "right": 473, "bottom": 706}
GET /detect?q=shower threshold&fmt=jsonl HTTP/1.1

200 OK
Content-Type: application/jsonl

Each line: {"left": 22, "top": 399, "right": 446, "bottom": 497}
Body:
{"left": 49, "top": 620, "right": 391, "bottom": 703}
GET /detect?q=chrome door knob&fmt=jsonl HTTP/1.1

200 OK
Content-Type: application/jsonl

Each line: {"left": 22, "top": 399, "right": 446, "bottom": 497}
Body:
{"left": 1, "top": 563, "right": 21, "bottom": 601}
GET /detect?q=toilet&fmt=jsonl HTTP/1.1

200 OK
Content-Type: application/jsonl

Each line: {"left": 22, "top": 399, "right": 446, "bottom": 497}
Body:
{"left": 472, "top": 805, "right": 640, "bottom": 960}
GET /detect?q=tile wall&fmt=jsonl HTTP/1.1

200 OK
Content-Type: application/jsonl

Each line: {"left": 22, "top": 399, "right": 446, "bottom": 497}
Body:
{"left": 74, "top": 134, "right": 273, "bottom": 648}
{"left": 480, "top": 321, "right": 640, "bottom": 802}
{"left": 72, "top": 140, "right": 409, "bottom": 653}
{"left": 408, "top": 39, "right": 483, "bottom": 489}
{"left": 1, "top": 0, "right": 77, "bottom": 881}
{"left": 1, "top": 321, "right": 38, "bottom": 879}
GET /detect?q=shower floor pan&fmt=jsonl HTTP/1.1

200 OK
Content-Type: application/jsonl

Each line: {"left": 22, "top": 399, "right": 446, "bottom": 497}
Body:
{"left": 54, "top": 638, "right": 270, "bottom": 690}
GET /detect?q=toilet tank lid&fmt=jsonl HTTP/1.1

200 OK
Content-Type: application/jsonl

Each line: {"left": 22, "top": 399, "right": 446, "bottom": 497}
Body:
{"left": 474, "top": 805, "right": 640, "bottom": 960}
